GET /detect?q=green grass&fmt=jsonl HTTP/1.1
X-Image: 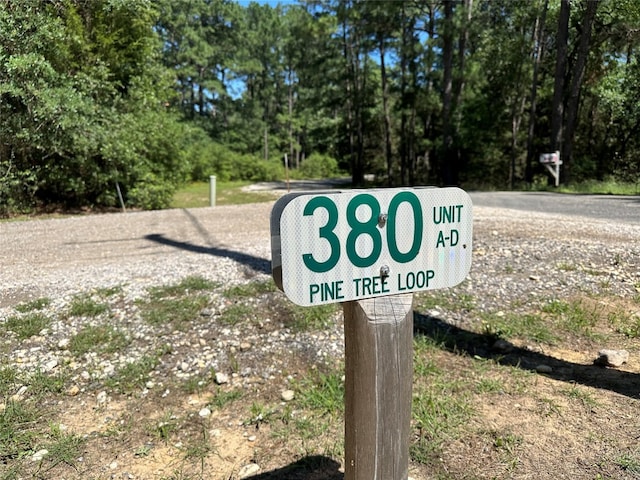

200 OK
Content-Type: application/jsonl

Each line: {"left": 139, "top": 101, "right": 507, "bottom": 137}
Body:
{"left": 223, "top": 279, "right": 276, "bottom": 298}
{"left": 14, "top": 297, "right": 51, "bottom": 313}
{"left": 67, "top": 294, "right": 108, "bottom": 317}
{"left": 481, "top": 311, "right": 558, "bottom": 345}
{"left": 297, "top": 369, "right": 345, "bottom": 416}
{"left": 68, "top": 325, "right": 129, "bottom": 356}
{"left": 140, "top": 277, "right": 214, "bottom": 330}
{"left": 3, "top": 312, "right": 52, "bottom": 340}
{"left": 171, "top": 181, "right": 278, "bottom": 208}
{"left": 218, "top": 303, "right": 255, "bottom": 326}
{"left": 207, "top": 388, "right": 243, "bottom": 410}
{"left": 105, "top": 354, "right": 161, "bottom": 393}
{"left": 286, "top": 303, "right": 339, "bottom": 332}
{"left": 415, "top": 290, "right": 475, "bottom": 313}
{"left": 148, "top": 276, "right": 217, "bottom": 299}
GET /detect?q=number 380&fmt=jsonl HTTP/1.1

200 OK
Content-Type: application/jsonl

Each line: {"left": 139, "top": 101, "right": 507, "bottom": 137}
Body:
{"left": 302, "top": 192, "right": 424, "bottom": 273}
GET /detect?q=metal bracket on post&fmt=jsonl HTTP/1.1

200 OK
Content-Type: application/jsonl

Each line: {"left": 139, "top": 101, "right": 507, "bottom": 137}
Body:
{"left": 540, "top": 151, "right": 562, "bottom": 187}
{"left": 344, "top": 294, "right": 413, "bottom": 480}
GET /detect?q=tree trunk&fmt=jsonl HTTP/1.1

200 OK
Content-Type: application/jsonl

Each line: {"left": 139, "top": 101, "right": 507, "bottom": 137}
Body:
{"left": 379, "top": 36, "right": 393, "bottom": 186}
{"left": 441, "top": 0, "right": 456, "bottom": 185}
{"left": 525, "top": 0, "right": 548, "bottom": 184}
{"left": 562, "top": 0, "right": 599, "bottom": 184}
{"left": 550, "top": 0, "right": 570, "bottom": 153}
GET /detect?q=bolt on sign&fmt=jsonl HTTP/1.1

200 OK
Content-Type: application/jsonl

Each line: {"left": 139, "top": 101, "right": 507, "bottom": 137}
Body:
{"left": 271, "top": 187, "right": 473, "bottom": 306}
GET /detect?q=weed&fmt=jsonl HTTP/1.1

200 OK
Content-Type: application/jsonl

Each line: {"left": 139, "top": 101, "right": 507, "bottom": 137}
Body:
{"left": 0, "top": 399, "right": 41, "bottom": 463}
{"left": 3, "top": 312, "right": 51, "bottom": 340}
{"left": 141, "top": 295, "right": 209, "bottom": 329}
{"left": 105, "top": 354, "right": 160, "bottom": 393}
{"left": 481, "top": 312, "right": 557, "bottom": 345}
{"left": 415, "top": 290, "right": 475, "bottom": 313}
{"left": 148, "top": 276, "right": 217, "bottom": 299}
{"left": 543, "top": 299, "right": 600, "bottom": 337}
{"left": 68, "top": 325, "right": 129, "bottom": 356}
{"left": 38, "top": 423, "right": 85, "bottom": 471}
{"left": 28, "top": 369, "right": 66, "bottom": 395}
{"left": 218, "top": 303, "right": 254, "bottom": 326}
{"left": 14, "top": 297, "right": 51, "bottom": 313}
{"left": 297, "top": 369, "right": 344, "bottom": 416}
{"left": 616, "top": 451, "right": 640, "bottom": 474}
{"left": 287, "top": 303, "right": 339, "bottom": 332}
{"left": 208, "top": 388, "right": 243, "bottom": 410}
{"left": 411, "top": 381, "right": 472, "bottom": 465}
{"left": 153, "top": 412, "right": 178, "bottom": 441}
{"left": 95, "top": 285, "right": 124, "bottom": 297}
{"left": 134, "top": 444, "right": 152, "bottom": 457}
{"left": 557, "top": 262, "right": 577, "bottom": 271}
{"left": 563, "top": 385, "right": 599, "bottom": 408}
{"left": 68, "top": 294, "right": 108, "bottom": 317}
{"left": 223, "top": 280, "right": 276, "bottom": 298}
{"left": 246, "top": 402, "right": 275, "bottom": 427}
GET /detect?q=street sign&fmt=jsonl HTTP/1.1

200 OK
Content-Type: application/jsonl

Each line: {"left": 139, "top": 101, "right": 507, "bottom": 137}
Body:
{"left": 271, "top": 187, "right": 473, "bottom": 306}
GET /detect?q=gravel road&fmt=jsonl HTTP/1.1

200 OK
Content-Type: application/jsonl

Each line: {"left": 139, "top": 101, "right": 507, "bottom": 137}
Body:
{"left": 1, "top": 194, "right": 639, "bottom": 388}
{"left": 1, "top": 194, "right": 639, "bottom": 310}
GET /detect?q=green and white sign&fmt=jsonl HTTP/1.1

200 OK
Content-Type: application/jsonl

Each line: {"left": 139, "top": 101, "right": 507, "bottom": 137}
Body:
{"left": 270, "top": 187, "right": 473, "bottom": 306}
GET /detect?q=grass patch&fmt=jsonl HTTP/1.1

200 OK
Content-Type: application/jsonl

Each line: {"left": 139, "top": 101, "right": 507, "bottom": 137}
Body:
{"left": 615, "top": 450, "right": 640, "bottom": 474}
{"left": 481, "top": 311, "right": 557, "bottom": 345}
{"left": 223, "top": 279, "right": 276, "bottom": 299}
{"left": 14, "top": 297, "right": 51, "bottom": 313}
{"left": 68, "top": 325, "right": 129, "bottom": 356}
{"left": 297, "top": 369, "right": 344, "bottom": 416}
{"left": 208, "top": 388, "right": 243, "bottom": 410}
{"left": 68, "top": 294, "right": 108, "bottom": 317}
{"left": 415, "top": 290, "right": 475, "bottom": 313}
{"left": 149, "top": 276, "right": 217, "bottom": 299}
{"left": 105, "top": 354, "right": 161, "bottom": 393}
{"left": 140, "top": 277, "right": 215, "bottom": 330}
{"left": 38, "top": 424, "right": 85, "bottom": 472}
{"left": 3, "top": 312, "right": 52, "bottom": 340}
{"left": 286, "top": 303, "right": 339, "bottom": 332}
{"left": 0, "top": 399, "right": 41, "bottom": 464}
{"left": 553, "top": 179, "right": 640, "bottom": 196}
{"left": 218, "top": 303, "right": 255, "bottom": 326}
{"left": 541, "top": 299, "right": 600, "bottom": 337}
{"left": 171, "top": 181, "right": 277, "bottom": 208}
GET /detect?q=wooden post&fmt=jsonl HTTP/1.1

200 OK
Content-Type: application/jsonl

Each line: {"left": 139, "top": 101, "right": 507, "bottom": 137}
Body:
{"left": 344, "top": 293, "right": 414, "bottom": 480}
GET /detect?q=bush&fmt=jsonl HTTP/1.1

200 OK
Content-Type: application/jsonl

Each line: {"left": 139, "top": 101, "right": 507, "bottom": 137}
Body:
{"left": 298, "top": 153, "right": 341, "bottom": 179}
{"left": 127, "top": 172, "right": 177, "bottom": 210}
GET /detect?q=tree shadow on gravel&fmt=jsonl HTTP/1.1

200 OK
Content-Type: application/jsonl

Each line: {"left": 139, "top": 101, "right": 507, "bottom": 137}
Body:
{"left": 144, "top": 233, "right": 270, "bottom": 274}
{"left": 414, "top": 313, "right": 640, "bottom": 400}
{"left": 245, "top": 456, "right": 343, "bottom": 480}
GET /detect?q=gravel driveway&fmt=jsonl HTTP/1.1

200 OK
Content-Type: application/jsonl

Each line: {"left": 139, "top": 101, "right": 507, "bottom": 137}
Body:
{"left": 2, "top": 195, "right": 639, "bottom": 309}
{"left": 0, "top": 204, "right": 274, "bottom": 308}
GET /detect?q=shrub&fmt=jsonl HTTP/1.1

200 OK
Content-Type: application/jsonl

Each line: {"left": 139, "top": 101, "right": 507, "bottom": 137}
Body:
{"left": 298, "top": 153, "right": 341, "bottom": 179}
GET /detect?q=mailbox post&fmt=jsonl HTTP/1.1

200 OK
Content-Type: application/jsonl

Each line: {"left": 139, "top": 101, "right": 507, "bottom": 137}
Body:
{"left": 540, "top": 151, "right": 562, "bottom": 186}
{"left": 271, "top": 187, "right": 473, "bottom": 479}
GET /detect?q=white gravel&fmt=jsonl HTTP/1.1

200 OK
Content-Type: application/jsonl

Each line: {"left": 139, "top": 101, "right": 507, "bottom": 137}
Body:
{"left": 1, "top": 201, "right": 639, "bottom": 388}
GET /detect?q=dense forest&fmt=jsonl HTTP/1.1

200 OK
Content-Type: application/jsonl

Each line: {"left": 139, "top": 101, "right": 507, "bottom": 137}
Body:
{"left": 1, "top": 0, "right": 639, "bottom": 213}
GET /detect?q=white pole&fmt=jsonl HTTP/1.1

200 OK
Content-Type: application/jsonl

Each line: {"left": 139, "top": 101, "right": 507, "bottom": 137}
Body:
{"left": 209, "top": 175, "right": 216, "bottom": 207}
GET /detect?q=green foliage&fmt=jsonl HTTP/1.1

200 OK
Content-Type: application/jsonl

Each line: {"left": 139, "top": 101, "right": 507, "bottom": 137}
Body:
{"left": 4, "top": 313, "right": 51, "bottom": 340}
{"left": 3, "top": 0, "right": 640, "bottom": 215}
{"left": 296, "top": 153, "right": 342, "bottom": 179}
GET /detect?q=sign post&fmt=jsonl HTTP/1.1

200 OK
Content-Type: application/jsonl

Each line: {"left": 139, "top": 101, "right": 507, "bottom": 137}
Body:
{"left": 271, "top": 187, "right": 473, "bottom": 479}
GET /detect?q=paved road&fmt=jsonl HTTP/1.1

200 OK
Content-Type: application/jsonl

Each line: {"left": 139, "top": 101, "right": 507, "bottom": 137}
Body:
{"left": 468, "top": 191, "right": 640, "bottom": 225}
